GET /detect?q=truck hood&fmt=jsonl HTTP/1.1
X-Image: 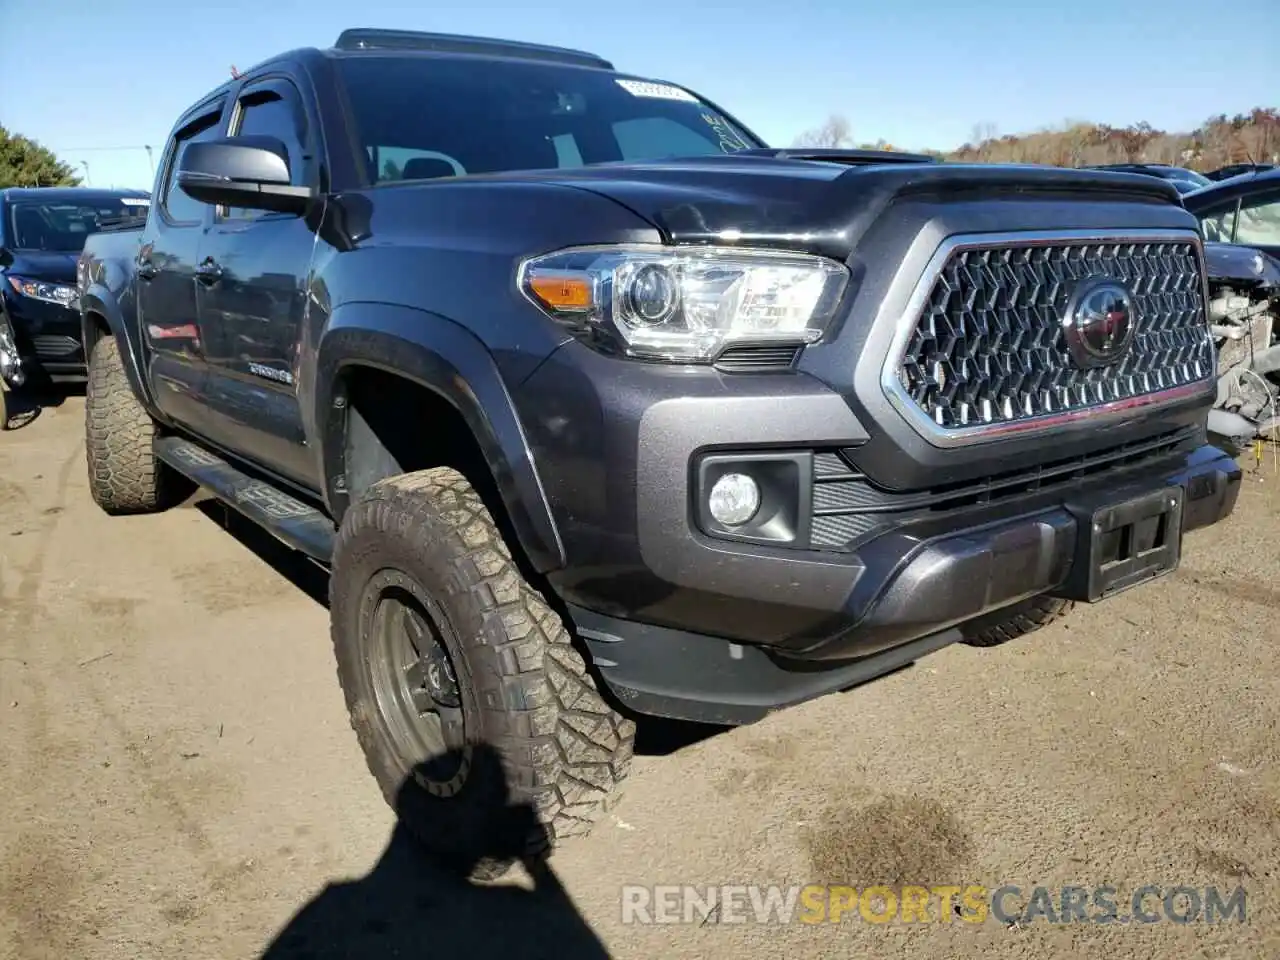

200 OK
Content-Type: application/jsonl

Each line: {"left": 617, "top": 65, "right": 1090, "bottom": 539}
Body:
{"left": 525, "top": 155, "right": 1187, "bottom": 260}
{"left": 1, "top": 250, "right": 79, "bottom": 285}
{"left": 1203, "top": 241, "right": 1280, "bottom": 289}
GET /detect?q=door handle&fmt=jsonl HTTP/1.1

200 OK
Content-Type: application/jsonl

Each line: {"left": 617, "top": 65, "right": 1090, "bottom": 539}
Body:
{"left": 136, "top": 258, "right": 157, "bottom": 281}
{"left": 195, "top": 258, "right": 223, "bottom": 285}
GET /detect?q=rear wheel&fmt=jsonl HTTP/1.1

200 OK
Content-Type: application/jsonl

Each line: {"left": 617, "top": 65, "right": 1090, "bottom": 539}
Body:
{"left": 84, "top": 334, "right": 189, "bottom": 514}
{"left": 959, "top": 595, "right": 1074, "bottom": 647}
{"left": 331, "top": 467, "right": 635, "bottom": 878}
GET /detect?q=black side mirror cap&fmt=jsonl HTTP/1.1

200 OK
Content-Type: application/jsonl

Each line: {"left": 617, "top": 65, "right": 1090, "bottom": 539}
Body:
{"left": 178, "top": 135, "right": 315, "bottom": 215}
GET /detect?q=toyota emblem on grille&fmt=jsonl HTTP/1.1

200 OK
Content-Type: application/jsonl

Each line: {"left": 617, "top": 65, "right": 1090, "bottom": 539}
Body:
{"left": 1063, "top": 278, "right": 1136, "bottom": 368}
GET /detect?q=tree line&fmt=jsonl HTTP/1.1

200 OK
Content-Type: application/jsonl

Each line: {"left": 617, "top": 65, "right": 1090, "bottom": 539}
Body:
{"left": 793, "top": 108, "right": 1280, "bottom": 171}
{"left": 0, "top": 126, "right": 81, "bottom": 188}
{"left": 6, "top": 107, "right": 1279, "bottom": 190}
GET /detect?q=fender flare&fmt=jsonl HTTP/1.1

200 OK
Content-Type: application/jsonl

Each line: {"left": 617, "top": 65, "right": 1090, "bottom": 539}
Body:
{"left": 314, "top": 301, "right": 566, "bottom": 573}
{"left": 78, "top": 286, "right": 155, "bottom": 408}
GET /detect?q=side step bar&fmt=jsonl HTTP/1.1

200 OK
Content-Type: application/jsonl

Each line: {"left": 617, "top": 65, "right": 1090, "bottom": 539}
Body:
{"left": 154, "top": 436, "right": 335, "bottom": 562}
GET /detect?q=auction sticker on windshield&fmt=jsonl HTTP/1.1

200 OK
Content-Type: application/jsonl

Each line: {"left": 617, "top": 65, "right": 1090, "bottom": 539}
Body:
{"left": 615, "top": 79, "right": 698, "bottom": 102}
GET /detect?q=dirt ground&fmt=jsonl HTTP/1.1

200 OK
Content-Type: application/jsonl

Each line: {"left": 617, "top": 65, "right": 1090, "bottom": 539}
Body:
{"left": 1, "top": 392, "right": 1278, "bottom": 960}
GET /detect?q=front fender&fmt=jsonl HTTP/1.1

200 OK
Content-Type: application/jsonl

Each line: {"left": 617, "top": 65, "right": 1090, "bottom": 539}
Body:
{"left": 315, "top": 301, "right": 565, "bottom": 572}
{"left": 79, "top": 285, "right": 155, "bottom": 410}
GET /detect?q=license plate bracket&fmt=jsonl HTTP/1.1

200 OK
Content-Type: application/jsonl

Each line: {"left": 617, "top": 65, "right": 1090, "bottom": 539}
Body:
{"left": 1059, "top": 486, "right": 1184, "bottom": 602}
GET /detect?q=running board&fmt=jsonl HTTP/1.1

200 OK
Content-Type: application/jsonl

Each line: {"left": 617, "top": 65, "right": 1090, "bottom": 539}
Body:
{"left": 154, "top": 436, "right": 334, "bottom": 562}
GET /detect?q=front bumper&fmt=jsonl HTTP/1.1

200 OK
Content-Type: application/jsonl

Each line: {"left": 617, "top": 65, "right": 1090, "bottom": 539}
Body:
{"left": 0, "top": 297, "right": 86, "bottom": 385}
{"left": 569, "top": 445, "right": 1239, "bottom": 725}
{"left": 517, "top": 343, "right": 1240, "bottom": 725}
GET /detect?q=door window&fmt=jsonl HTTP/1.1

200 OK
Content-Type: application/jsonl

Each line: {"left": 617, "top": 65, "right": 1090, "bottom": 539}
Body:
{"left": 222, "top": 85, "right": 309, "bottom": 219}
{"left": 1198, "top": 203, "right": 1238, "bottom": 244}
{"left": 1234, "top": 193, "right": 1280, "bottom": 247}
{"left": 161, "top": 110, "right": 224, "bottom": 225}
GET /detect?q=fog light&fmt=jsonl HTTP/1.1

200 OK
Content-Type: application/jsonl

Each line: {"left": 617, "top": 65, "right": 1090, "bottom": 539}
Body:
{"left": 708, "top": 473, "right": 760, "bottom": 526}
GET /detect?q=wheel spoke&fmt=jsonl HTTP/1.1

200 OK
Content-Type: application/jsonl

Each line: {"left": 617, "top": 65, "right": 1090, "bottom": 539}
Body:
{"left": 408, "top": 685, "right": 435, "bottom": 716}
{"left": 402, "top": 607, "right": 430, "bottom": 654}
{"left": 402, "top": 659, "right": 427, "bottom": 690}
{"left": 436, "top": 706, "right": 465, "bottom": 749}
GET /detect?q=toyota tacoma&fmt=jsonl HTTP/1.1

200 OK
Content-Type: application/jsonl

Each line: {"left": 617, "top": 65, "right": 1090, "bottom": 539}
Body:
{"left": 77, "top": 27, "right": 1241, "bottom": 873}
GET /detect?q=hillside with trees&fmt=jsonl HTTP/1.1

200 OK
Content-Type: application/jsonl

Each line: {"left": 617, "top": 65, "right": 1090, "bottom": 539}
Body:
{"left": 794, "top": 108, "right": 1280, "bottom": 171}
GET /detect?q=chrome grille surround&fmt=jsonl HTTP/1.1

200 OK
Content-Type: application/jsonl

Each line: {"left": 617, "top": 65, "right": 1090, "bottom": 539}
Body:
{"left": 880, "top": 229, "right": 1215, "bottom": 447}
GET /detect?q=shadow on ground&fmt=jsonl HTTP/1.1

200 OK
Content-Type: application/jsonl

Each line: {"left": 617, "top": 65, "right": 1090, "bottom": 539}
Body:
{"left": 260, "top": 743, "right": 611, "bottom": 959}
{"left": 192, "top": 497, "right": 330, "bottom": 606}
{"left": 191, "top": 494, "right": 731, "bottom": 756}
{"left": 0, "top": 383, "right": 81, "bottom": 431}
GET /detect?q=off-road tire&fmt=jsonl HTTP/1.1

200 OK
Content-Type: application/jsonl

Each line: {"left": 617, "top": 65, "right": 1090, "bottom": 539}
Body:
{"left": 0, "top": 382, "right": 8, "bottom": 431}
{"left": 960, "top": 595, "right": 1074, "bottom": 647}
{"left": 85, "top": 335, "right": 188, "bottom": 514}
{"left": 331, "top": 467, "right": 635, "bottom": 878}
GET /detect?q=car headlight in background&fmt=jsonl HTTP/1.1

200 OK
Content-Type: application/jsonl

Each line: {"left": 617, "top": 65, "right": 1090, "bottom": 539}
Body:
{"left": 519, "top": 245, "right": 850, "bottom": 362}
{"left": 0, "top": 311, "right": 24, "bottom": 386}
{"left": 7, "top": 275, "right": 78, "bottom": 308}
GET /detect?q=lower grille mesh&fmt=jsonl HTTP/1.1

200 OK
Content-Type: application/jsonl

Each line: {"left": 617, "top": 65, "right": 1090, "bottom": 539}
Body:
{"left": 809, "top": 428, "right": 1195, "bottom": 550}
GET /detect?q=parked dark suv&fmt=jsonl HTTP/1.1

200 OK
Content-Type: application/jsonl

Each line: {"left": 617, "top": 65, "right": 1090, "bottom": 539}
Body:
{"left": 0, "top": 187, "right": 150, "bottom": 392}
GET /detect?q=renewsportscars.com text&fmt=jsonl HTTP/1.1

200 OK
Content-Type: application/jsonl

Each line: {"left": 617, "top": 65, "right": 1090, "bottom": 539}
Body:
{"left": 620, "top": 883, "right": 1248, "bottom": 926}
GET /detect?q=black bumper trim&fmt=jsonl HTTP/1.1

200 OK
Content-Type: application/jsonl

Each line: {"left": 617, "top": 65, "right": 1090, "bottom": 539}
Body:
{"left": 799, "top": 443, "right": 1241, "bottom": 660}
{"left": 567, "top": 446, "right": 1241, "bottom": 723}
{"left": 569, "top": 602, "right": 961, "bottom": 726}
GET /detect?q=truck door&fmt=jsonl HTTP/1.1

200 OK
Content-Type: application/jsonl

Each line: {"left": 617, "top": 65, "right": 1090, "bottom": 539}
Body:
{"left": 139, "top": 103, "right": 226, "bottom": 432}
{"left": 192, "top": 76, "right": 319, "bottom": 489}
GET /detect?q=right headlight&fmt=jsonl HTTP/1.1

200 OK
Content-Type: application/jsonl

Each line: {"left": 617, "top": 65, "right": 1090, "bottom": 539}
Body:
{"left": 518, "top": 245, "right": 850, "bottom": 362}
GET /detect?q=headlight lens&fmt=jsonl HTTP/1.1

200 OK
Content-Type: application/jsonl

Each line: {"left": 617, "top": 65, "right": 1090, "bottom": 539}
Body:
{"left": 519, "top": 245, "right": 850, "bottom": 361}
{"left": 7, "top": 275, "right": 78, "bottom": 307}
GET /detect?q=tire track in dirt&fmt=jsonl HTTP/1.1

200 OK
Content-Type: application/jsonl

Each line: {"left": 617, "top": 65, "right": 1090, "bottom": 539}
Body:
{"left": 0, "top": 441, "right": 92, "bottom": 960}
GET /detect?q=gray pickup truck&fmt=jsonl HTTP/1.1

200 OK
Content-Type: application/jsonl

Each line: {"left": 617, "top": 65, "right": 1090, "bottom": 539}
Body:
{"left": 77, "top": 27, "right": 1242, "bottom": 875}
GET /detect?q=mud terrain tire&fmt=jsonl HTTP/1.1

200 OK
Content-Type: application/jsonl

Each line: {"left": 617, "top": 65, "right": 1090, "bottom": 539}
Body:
{"left": 331, "top": 467, "right": 635, "bottom": 878}
{"left": 85, "top": 335, "right": 188, "bottom": 514}
{"left": 960, "top": 595, "right": 1074, "bottom": 647}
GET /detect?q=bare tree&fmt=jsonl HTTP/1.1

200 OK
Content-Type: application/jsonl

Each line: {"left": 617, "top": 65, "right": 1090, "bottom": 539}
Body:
{"left": 969, "top": 122, "right": 998, "bottom": 160}
{"left": 793, "top": 115, "right": 854, "bottom": 149}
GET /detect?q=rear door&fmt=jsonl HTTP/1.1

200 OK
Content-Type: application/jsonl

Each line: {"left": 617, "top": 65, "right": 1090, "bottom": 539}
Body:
{"left": 139, "top": 103, "right": 226, "bottom": 431}
{"left": 193, "top": 76, "right": 320, "bottom": 489}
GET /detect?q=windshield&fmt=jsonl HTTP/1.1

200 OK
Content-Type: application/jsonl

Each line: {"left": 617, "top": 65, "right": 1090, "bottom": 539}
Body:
{"left": 1160, "top": 167, "right": 1211, "bottom": 187}
{"left": 7, "top": 197, "right": 150, "bottom": 252}
{"left": 335, "top": 55, "right": 763, "bottom": 183}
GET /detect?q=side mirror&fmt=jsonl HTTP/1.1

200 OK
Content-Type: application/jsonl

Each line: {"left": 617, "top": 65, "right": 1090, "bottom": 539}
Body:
{"left": 177, "top": 135, "right": 315, "bottom": 215}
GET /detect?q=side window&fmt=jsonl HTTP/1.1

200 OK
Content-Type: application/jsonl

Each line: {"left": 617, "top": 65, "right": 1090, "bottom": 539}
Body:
{"left": 611, "top": 117, "right": 724, "bottom": 162}
{"left": 222, "top": 86, "right": 308, "bottom": 219}
{"left": 1234, "top": 193, "right": 1280, "bottom": 247}
{"left": 161, "top": 111, "right": 223, "bottom": 224}
{"left": 1198, "top": 203, "right": 1238, "bottom": 244}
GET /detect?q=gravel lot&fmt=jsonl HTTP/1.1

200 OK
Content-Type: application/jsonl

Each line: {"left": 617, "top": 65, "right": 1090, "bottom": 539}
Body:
{"left": 1, "top": 393, "right": 1278, "bottom": 960}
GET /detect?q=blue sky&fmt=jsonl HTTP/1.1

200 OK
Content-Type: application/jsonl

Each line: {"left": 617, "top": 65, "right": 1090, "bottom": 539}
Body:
{"left": 3, "top": 0, "right": 1276, "bottom": 190}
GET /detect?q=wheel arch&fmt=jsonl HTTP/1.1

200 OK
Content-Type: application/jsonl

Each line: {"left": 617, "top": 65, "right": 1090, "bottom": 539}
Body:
{"left": 79, "top": 287, "right": 154, "bottom": 408}
{"left": 315, "top": 303, "right": 566, "bottom": 574}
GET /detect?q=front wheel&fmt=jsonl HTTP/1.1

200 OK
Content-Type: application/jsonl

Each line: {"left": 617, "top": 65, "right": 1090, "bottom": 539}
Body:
{"left": 330, "top": 467, "right": 635, "bottom": 878}
{"left": 959, "top": 595, "right": 1074, "bottom": 647}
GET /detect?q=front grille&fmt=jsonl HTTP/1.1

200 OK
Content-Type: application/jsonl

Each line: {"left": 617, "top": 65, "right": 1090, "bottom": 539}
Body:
{"left": 809, "top": 427, "right": 1195, "bottom": 550}
{"left": 892, "top": 237, "right": 1214, "bottom": 432}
